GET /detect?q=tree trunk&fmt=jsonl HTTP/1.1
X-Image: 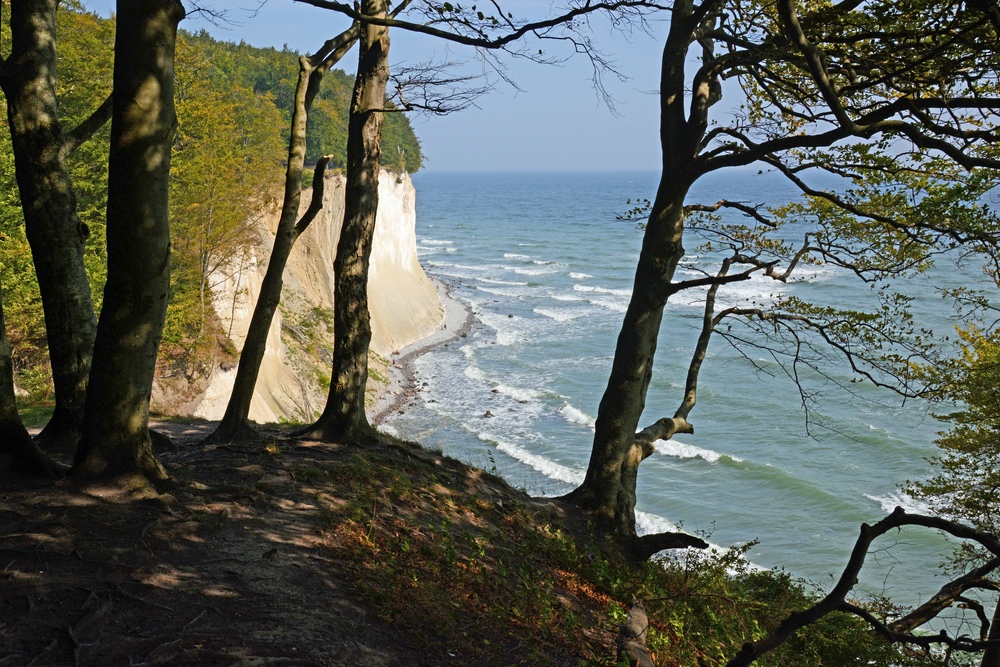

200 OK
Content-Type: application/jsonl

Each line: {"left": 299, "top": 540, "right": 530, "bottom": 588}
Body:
{"left": 301, "top": 0, "right": 390, "bottom": 444}
{"left": 1, "top": 0, "right": 99, "bottom": 449}
{"left": 981, "top": 601, "right": 1000, "bottom": 667}
{"left": 565, "top": 186, "right": 689, "bottom": 545}
{"left": 0, "top": 285, "right": 62, "bottom": 477}
{"left": 206, "top": 57, "right": 312, "bottom": 444}
{"left": 564, "top": 15, "right": 702, "bottom": 554}
{"left": 72, "top": 0, "right": 184, "bottom": 487}
{"left": 206, "top": 27, "right": 358, "bottom": 444}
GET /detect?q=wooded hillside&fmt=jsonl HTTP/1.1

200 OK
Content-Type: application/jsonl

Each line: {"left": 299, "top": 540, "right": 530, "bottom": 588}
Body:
{"left": 0, "top": 2, "right": 423, "bottom": 404}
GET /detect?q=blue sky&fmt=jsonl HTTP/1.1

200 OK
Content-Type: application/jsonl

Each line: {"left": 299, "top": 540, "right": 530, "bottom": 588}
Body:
{"left": 82, "top": 0, "right": 670, "bottom": 172}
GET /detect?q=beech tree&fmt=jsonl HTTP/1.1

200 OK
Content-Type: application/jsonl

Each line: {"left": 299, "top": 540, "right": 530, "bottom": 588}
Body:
{"left": 293, "top": 0, "right": 670, "bottom": 445}
{"left": 72, "top": 0, "right": 185, "bottom": 487}
{"left": 551, "top": 0, "right": 1000, "bottom": 559}
{"left": 205, "top": 22, "right": 361, "bottom": 443}
{"left": 300, "top": 0, "right": 393, "bottom": 443}
{"left": 0, "top": 0, "right": 111, "bottom": 450}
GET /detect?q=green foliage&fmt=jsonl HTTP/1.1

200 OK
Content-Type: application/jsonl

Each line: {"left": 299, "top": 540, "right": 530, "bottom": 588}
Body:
{"left": 163, "top": 33, "right": 286, "bottom": 373}
{"left": 908, "top": 327, "right": 1000, "bottom": 551}
{"left": 180, "top": 28, "right": 422, "bottom": 172}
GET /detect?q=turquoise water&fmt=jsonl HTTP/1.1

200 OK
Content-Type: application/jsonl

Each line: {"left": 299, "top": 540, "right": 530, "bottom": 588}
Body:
{"left": 384, "top": 169, "right": 966, "bottom": 606}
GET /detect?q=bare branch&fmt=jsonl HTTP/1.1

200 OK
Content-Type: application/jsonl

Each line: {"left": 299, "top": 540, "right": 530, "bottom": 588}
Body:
{"left": 389, "top": 61, "right": 492, "bottom": 115}
{"left": 686, "top": 199, "right": 776, "bottom": 227}
{"left": 726, "top": 508, "right": 1000, "bottom": 666}
{"left": 293, "top": 156, "right": 333, "bottom": 239}
{"left": 675, "top": 256, "right": 731, "bottom": 423}
{"left": 634, "top": 531, "right": 709, "bottom": 561}
{"left": 292, "top": 0, "right": 670, "bottom": 51}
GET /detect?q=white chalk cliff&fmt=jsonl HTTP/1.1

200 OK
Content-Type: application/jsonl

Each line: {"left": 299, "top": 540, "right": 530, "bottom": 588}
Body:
{"left": 157, "top": 170, "right": 443, "bottom": 423}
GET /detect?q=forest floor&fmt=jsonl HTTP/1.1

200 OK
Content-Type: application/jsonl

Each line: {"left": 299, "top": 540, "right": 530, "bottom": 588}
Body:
{"left": 0, "top": 420, "right": 634, "bottom": 667}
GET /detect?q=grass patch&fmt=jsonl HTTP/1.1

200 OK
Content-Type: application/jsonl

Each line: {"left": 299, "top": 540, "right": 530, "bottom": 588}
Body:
{"left": 18, "top": 403, "right": 54, "bottom": 428}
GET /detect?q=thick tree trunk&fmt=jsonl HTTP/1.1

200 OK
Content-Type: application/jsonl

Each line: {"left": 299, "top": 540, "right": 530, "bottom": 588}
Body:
{"left": 0, "top": 286, "right": 62, "bottom": 477}
{"left": 564, "top": 13, "right": 703, "bottom": 554}
{"left": 1, "top": 0, "right": 99, "bottom": 449}
{"left": 301, "top": 1, "right": 389, "bottom": 444}
{"left": 207, "top": 27, "right": 358, "bottom": 444}
{"left": 565, "top": 187, "right": 688, "bottom": 545}
{"left": 72, "top": 0, "right": 184, "bottom": 487}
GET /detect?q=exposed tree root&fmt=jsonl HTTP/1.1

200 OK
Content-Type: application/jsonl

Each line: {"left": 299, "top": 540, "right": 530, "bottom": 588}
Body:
{"left": 203, "top": 418, "right": 261, "bottom": 445}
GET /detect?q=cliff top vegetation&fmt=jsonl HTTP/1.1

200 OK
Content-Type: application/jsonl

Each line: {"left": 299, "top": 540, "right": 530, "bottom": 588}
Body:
{"left": 0, "top": 420, "right": 921, "bottom": 666}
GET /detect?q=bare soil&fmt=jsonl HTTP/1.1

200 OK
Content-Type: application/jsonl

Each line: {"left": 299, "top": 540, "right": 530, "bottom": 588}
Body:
{"left": 0, "top": 421, "right": 615, "bottom": 667}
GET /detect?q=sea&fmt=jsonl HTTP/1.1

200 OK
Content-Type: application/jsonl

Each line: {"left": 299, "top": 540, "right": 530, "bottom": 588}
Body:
{"left": 382, "top": 169, "right": 977, "bottom": 609}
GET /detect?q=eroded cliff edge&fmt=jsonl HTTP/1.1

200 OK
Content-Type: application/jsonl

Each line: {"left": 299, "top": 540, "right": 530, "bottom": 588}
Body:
{"left": 152, "top": 170, "right": 443, "bottom": 423}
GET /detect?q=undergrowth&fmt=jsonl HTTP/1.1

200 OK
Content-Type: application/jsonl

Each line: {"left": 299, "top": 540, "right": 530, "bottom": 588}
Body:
{"left": 311, "top": 446, "right": 943, "bottom": 667}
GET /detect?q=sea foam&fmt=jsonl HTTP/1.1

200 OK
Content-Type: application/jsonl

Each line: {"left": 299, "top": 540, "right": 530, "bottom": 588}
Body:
{"left": 864, "top": 490, "right": 935, "bottom": 516}
{"left": 479, "top": 433, "right": 585, "bottom": 487}
{"left": 654, "top": 439, "right": 744, "bottom": 463}
{"left": 558, "top": 403, "right": 596, "bottom": 429}
{"left": 534, "top": 307, "right": 585, "bottom": 322}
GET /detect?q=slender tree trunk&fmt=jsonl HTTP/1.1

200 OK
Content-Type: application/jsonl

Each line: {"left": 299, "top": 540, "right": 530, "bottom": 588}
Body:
{"left": 0, "top": 0, "right": 99, "bottom": 449}
{"left": 301, "top": 0, "right": 390, "bottom": 444}
{"left": 72, "top": 0, "right": 184, "bottom": 487}
{"left": 206, "top": 26, "right": 358, "bottom": 444}
{"left": 0, "top": 285, "right": 62, "bottom": 477}
{"left": 981, "top": 601, "right": 1000, "bottom": 667}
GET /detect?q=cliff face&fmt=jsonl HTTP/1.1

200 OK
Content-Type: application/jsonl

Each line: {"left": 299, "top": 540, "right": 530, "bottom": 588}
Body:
{"left": 153, "top": 170, "right": 442, "bottom": 423}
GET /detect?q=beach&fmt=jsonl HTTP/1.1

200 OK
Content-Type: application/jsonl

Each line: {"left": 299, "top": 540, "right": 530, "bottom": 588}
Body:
{"left": 369, "top": 277, "right": 472, "bottom": 427}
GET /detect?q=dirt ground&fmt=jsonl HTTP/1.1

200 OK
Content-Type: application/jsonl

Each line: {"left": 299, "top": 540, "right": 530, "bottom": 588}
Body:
{"left": 0, "top": 421, "right": 565, "bottom": 667}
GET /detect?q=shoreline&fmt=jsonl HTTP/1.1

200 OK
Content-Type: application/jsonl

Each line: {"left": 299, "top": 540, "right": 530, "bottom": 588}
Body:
{"left": 369, "top": 277, "right": 473, "bottom": 427}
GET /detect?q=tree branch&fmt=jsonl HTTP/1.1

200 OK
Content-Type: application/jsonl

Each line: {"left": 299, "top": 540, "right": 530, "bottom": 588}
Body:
{"left": 293, "top": 156, "right": 333, "bottom": 239}
{"left": 634, "top": 531, "right": 709, "bottom": 561}
{"left": 60, "top": 93, "right": 113, "bottom": 159}
{"left": 726, "top": 507, "right": 1000, "bottom": 666}
{"left": 292, "top": 0, "right": 669, "bottom": 50}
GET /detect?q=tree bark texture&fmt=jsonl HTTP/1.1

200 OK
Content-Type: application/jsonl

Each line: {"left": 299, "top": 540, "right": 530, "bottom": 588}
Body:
{"left": 72, "top": 0, "right": 184, "bottom": 485}
{"left": 0, "top": 285, "right": 61, "bottom": 477}
{"left": 981, "top": 602, "right": 1000, "bottom": 667}
{"left": 208, "top": 26, "right": 358, "bottom": 444}
{"left": 304, "top": 0, "right": 390, "bottom": 444}
{"left": 1, "top": 0, "right": 98, "bottom": 448}
{"left": 567, "top": 186, "right": 688, "bottom": 542}
{"left": 566, "top": 14, "right": 704, "bottom": 552}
